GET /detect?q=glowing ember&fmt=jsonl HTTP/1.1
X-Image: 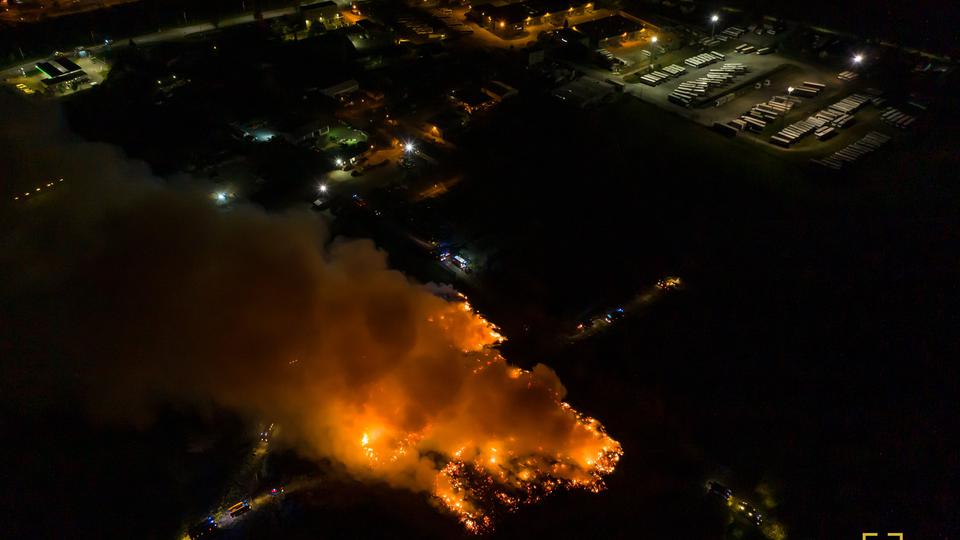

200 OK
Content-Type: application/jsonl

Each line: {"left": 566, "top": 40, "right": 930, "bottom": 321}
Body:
{"left": 344, "top": 297, "right": 623, "bottom": 533}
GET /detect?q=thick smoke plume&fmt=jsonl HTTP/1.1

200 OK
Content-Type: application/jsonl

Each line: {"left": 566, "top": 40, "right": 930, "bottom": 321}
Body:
{"left": 0, "top": 95, "right": 620, "bottom": 531}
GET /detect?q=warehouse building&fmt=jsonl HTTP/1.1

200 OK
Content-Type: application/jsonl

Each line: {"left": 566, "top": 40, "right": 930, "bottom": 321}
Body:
{"left": 302, "top": 0, "right": 343, "bottom": 29}
{"left": 571, "top": 14, "right": 644, "bottom": 48}
{"left": 36, "top": 57, "right": 88, "bottom": 93}
{"left": 467, "top": 0, "right": 593, "bottom": 39}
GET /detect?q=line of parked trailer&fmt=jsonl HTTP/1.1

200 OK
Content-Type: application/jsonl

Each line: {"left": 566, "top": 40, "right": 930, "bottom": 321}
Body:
{"left": 749, "top": 23, "right": 781, "bottom": 36}
{"left": 880, "top": 107, "right": 917, "bottom": 129}
{"left": 721, "top": 26, "right": 746, "bottom": 38}
{"left": 668, "top": 62, "right": 747, "bottom": 106}
{"left": 837, "top": 70, "right": 859, "bottom": 81}
{"left": 720, "top": 95, "right": 797, "bottom": 134}
{"left": 638, "top": 64, "right": 687, "bottom": 86}
{"left": 639, "top": 46, "right": 666, "bottom": 59}
{"left": 808, "top": 107, "right": 851, "bottom": 129}
{"left": 768, "top": 92, "right": 873, "bottom": 147}
{"left": 812, "top": 131, "right": 891, "bottom": 169}
{"left": 684, "top": 51, "right": 726, "bottom": 69}
{"left": 770, "top": 119, "right": 820, "bottom": 147}
{"left": 733, "top": 43, "right": 756, "bottom": 54}
{"left": 789, "top": 81, "right": 825, "bottom": 98}
{"left": 828, "top": 93, "right": 871, "bottom": 115}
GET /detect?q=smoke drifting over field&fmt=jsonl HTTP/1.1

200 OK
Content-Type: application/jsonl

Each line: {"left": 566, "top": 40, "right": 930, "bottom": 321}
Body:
{"left": 0, "top": 95, "right": 620, "bottom": 531}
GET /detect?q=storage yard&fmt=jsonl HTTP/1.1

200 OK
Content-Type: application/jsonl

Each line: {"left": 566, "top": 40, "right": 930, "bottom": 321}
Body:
{"left": 607, "top": 35, "right": 922, "bottom": 171}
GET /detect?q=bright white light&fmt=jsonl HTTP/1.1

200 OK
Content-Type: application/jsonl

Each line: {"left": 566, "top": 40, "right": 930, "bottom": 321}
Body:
{"left": 853, "top": 54, "right": 863, "bottom": 63}
{"left": 787, "top": 86, "right": 794, "bottom": 93}
{"left": 404, "top": 142, "right": 415, "bottom": 153}
{"left": 335, "top": 157, "right": 344, "bottom": 167}
{"left": 215, "top": 191, "right": 227, "bottom": 203}
{"left": 651, "top": 36, "right": 658, "bottom": 43}
{"left": 319, "top": 184, "right": 328, "bottom": 193}
{"left": 711, "top": 14, "right": 719, "bottom": 22}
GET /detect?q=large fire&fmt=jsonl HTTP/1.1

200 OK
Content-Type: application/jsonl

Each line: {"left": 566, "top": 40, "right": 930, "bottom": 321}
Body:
{"left": 334, "top": 294, "right": 622, "bottom": 533}
{"left": 0, "top": 94, "right": 625, "bottom": 538}
{"left": 1, "top": 143, "right": 622, "bottom": 533}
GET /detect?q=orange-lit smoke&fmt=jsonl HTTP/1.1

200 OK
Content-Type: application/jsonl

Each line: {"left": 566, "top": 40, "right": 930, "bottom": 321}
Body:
{"left": 311, "top": 295, "right": 622, "bottom": 532}
{"left": 0, "top": 95, "right": 621, "bottom": 532}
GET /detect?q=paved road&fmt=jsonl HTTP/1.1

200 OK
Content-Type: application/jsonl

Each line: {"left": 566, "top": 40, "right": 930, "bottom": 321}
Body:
{"left": 1, "top": 6, "right": 295, "bottom": 79}
{"left": 0, "top": 0, "right": 140, "bottom": 23}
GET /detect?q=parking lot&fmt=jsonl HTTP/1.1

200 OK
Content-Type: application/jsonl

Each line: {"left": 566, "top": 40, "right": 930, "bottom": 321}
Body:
{"left": 621, "top": 49, "right": 801, "bottom": 119}
{"left": 582, "top": 37, "right": 906, "bottom": 166}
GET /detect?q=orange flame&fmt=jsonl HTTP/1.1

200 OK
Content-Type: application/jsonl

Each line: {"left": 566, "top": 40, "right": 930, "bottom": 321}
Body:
{"left": 334, "top": 297, "right": 622, "bottom": 533}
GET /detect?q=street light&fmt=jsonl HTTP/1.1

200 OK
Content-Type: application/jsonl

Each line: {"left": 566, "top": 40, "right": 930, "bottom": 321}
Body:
{"left": 649, "top": 35, "right": 658, "bottom": 64}
{"left": 853, "top": 54, "right": 863, "bottom": 64}
{"left": 319, "top": 184, "right": 328, "bottom": 193}
{"left": 404, "top": 142, "right": 415, "bottom": 153}
{"left": 710, "top": 14, "right": 719, "bottom": 38}
{"left": 781, "top": 88, "right": 794, "bottom": 128}
{"left": 335, "top": 157, "right": 344, "bottom": 167}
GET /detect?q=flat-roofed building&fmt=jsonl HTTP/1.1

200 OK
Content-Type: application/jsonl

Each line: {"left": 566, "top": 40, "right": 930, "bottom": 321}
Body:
{"left": 302, "top": 0, "right": 343, "bottom": 29}
{"left": 571, "top": 14, "right": 644, "bottom": 48}
{"left": 466, "top": 0, "right": 593, "bottom": 38}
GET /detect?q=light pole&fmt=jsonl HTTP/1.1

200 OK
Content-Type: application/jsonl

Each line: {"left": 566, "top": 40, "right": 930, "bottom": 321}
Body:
{"left": 649, "top": 35, "right": 658, "bottom": 67}
{"left": 852, "top": 54, "right": 863, "bottom": 70}
{"left": 783, "top": 87, "right": 794, "bottom": 129}
{"left": 710, "top": 14, "right": 719, "bottom": 38}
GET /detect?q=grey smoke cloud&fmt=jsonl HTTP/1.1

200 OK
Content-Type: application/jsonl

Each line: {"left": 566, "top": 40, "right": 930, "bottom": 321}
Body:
{"left": 0, "top": 92, "right": 619, "bottom": 530}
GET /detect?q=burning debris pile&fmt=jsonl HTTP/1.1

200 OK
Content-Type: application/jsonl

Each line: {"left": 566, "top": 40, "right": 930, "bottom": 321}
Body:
{"left": 0, "top": 94, "right": 621, "bottom": 533}
{"left": 349, "top": 297, "right": 622, "bottom": 533}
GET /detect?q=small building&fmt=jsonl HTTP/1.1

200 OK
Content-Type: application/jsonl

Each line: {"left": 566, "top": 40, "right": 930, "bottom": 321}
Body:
{"left": 302, "top": 0, "right": 343, "bottom": 29}
{"left": 621, "top": 10, "right": 678, "bottom": 34}
{"left": 571, "top": 14, "right": 643, "bottom": 48}
{"left": 467, "top": 0, "right": 593, "bottom": 37}
{"left": 481, "top": 80, "right": 518, "bottom": 102}
{"left": 36, "top": 57, "right": 88, "bottom": 93}
{"left": 525, "top": 0, "right": 592, "bottom": 26}
{"left": 352, "top": 18, "right": 393, "bottom": 44}
{"left": 552, "top": 27, "right": 589, "bottom": 47}
{"left": 280, "top": 117, "right": 334, "bottom": 146}
{"left": 320, "top": 79, "right": 360, "bottom": 98}
{"left": 449, "top": 87, "right": 496, "bottom": 114}
{"left": 468, "top": 2, "right": 529, "bottom": 38}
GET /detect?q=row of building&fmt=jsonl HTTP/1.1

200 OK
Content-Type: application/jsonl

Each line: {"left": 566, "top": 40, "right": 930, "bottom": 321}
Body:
{"left": 468, "top": 3, "right": 646, "bottom": 51}
{"left": 466, "top": 0, "right": 595, "bottom": 38}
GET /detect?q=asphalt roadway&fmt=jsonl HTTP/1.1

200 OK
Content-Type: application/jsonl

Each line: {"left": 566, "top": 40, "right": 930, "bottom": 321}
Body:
{"left": 0, "top": 6, "right": 296, "bottom": 80}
